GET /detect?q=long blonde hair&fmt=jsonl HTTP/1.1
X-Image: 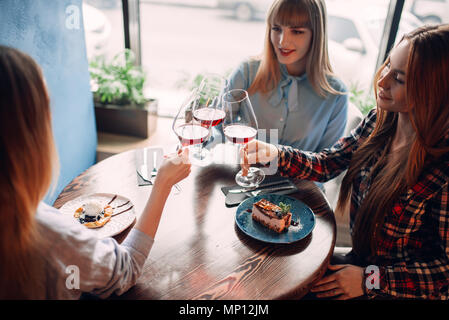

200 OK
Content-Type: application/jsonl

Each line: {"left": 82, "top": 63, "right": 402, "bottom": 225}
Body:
{"left": 0, "top": 46, "right": 58, "bottom": 298}
{"left": 248, "top": 0, "right": 339, "bottom": 98}
{"left": 336, "top": 24, "right": 449, "bottom": 258}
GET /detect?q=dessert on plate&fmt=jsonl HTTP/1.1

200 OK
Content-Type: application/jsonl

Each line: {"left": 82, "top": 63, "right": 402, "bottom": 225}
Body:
{"left": 251, "top": 199, "right": 292, "bottom": 233}
{"left": 74, "top": 201, "right": 113, "bottom": 229}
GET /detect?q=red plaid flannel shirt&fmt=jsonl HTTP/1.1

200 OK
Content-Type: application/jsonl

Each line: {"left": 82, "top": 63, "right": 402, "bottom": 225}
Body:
{"left": 278, "top": 109, "right": 449, "bottom": 299}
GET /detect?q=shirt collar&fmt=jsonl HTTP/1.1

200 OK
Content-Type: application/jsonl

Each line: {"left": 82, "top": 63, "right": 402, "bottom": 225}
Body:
{"left": 280, "top": 63, "right": 308, "bottom": 82}
{"left": 267, "top": 64, "right": 308, "bottom": 106}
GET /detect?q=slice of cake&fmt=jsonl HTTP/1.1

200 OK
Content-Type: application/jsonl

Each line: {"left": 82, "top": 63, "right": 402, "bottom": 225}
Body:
{"left": 252, "top": 199, "right": 292, "bottom": 233}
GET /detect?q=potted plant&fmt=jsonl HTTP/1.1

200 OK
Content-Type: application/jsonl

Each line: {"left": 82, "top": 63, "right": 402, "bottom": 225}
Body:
{"left": 348, "top": 84, "right": 376, "bottom": 116}
{"left": 89, "top": 49, "right": 157, "bottom": 138}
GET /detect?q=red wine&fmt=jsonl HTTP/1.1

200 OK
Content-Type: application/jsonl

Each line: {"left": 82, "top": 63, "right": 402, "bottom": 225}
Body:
{"left": 193, "top": 108, "right": 226, "bottom": 127}
{"left": 224, "top": 125, "right": 257, "bottom": 144}
{"left": 174, "top": 123, "right": 210, "bottom": 146}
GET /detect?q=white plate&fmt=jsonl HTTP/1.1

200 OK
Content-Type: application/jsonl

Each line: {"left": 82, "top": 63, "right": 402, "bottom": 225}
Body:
{"left": 60, "top": 193, "right": 136, "bottom": 239}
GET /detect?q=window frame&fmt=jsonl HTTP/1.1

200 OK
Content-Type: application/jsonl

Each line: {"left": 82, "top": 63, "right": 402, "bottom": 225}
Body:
{"left": 375, "top": 0, "right": 405, "bottom": 73}
{"left": 122, "top": 0, "right": 141, "bottom": 66}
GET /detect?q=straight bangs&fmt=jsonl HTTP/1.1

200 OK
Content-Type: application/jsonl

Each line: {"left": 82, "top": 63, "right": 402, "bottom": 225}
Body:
{"left": 269, "top": 1, "right": 311, "bottom": 29}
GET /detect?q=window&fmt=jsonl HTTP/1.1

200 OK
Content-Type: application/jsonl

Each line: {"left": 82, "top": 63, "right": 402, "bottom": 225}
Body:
{"left": 328, "top": 16, "right": 361, "bottom": 44}
{"left": 83, "top": 0, "right": 124, "bottom": 61}
{"left": 84, "top": 0, "right": 447, "bottom": 116}
{"left": 137, "top": 0, "right": 392, "bottom": 112}
{"left": 325, "top": 0, "right": 390, "bottom": 92}
{"left": 405, "top": 0, "right": 449, "bottom": 25}
{"left": 139, "top": 1, "right": 268, "bottom": 116}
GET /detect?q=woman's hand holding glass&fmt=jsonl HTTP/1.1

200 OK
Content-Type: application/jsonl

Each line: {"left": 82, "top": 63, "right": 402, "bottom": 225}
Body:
{"left": 155, "top": 148, "right": 191, "bottom": 187}
{"left": 241, "top": 140, "right": 279, "bottom": 169}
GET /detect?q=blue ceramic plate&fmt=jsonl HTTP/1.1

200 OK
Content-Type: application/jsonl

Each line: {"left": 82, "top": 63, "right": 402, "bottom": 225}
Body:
{"left": 235, "top": 194, "right": 315, "bottom": 244}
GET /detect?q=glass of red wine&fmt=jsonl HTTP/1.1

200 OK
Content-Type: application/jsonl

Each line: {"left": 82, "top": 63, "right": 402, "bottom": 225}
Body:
{"left": 172, "top": 89, "right": 215, "bottom": 163}
{"left": 222, "top": 89, "right": 265, "bottom": 188}
{"left": 190, "top": 74, "right": 227, "bottom": 166}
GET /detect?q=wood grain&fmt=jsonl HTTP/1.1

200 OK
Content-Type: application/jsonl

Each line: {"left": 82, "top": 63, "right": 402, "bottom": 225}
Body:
{"left": 53, "top": 146, "right": 336, "bottom": 300}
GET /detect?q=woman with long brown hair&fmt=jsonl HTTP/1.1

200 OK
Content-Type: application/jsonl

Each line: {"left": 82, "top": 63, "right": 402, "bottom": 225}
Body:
{"left": 0, "top": 45, "right": 191, "bottom": 299}
{"left": 243, "top": 24, "right": 449, "bottom": 299}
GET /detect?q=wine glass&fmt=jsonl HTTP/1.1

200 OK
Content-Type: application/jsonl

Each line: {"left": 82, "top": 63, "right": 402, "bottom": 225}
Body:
{"left": 172, "top": 89, "right": 215, "bottom": 162}
{"left": 190, "top": 73, "right": 227, "bottom": 166}
{"left": 222, "top": 89, "right": 265, "bottom": 188}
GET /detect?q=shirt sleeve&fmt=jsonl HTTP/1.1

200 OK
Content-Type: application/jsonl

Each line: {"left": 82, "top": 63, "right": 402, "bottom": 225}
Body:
{"left": 37, "top": 203, "right": 154, "bottom": 299}
{"left": 316, "top": 92, "right": 348, "bottom": 151}
{"left": 226, "top": 60, "right": 252, "bottom": 91}
{"left": 277, "top": 108, "right": 376, "bottom": 182}
{"left": 372, "top": 185, "right": 449, "bottom": 299}
{"left": 88, "top": 228, "right": 154, "bottom": 298}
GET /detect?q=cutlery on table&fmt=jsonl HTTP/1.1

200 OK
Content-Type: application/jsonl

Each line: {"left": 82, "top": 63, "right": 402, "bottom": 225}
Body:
{"left": 137, "top": 149, "right": 150, "bottom": 181}
{"left": 247, "top": 185, "right": 296, "bottom": 197}
{"left": 228, "top": 180, "right": 292, "bottom": 194}
{"left": 137, "top": 169, "right": 149, "bottom": 182}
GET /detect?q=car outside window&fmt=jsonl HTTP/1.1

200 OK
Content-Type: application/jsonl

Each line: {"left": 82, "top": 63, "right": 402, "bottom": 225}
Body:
{"left": 327, "top": 15, "right": 362, "bottom": 44}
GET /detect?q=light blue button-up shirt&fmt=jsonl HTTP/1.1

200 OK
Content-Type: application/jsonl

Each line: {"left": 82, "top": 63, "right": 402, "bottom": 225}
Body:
{"left": 224, "top": 59, "right": 348, "bottom": 152}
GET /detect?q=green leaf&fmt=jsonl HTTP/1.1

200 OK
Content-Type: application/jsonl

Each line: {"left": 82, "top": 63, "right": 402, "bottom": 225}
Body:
{"left": 89, "top": 49, "right": 147, "bottom": 106}
{"left": 348, "top": 84, "right": 376, "bottom": 115}
{"left": 279, "top": 202, "right": 291, "bottom": 214}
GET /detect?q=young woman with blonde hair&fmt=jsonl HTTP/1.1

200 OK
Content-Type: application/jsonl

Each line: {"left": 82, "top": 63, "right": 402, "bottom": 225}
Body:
{"left": 243, "top": 24, "right": 449, "bottom": 299}
{"left": 224, "top": 0, "right": 348, "bottom": 151}
{"left": 0, "top": 46, "right": 191, "bottom": 299}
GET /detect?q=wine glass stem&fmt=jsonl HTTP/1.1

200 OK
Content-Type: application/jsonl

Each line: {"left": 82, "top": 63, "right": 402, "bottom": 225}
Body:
{"left": 196, "top": 144, "right": 203, "bottom": 160}
{"left": 240, "top": 143, "right": 250, "bottom": 174}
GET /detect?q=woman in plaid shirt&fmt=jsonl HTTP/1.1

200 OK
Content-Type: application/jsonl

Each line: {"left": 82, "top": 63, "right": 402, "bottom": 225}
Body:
{"left": 243, "top": 24, "right": 449, "bottom": 299}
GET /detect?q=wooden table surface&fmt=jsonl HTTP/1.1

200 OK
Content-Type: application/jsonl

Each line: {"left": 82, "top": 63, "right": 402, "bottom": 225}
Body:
{"left": 53, "top": 144, "right": 336, "bottom": 300}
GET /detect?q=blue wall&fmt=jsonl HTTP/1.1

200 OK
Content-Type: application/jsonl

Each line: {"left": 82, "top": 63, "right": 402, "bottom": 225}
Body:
{"left": 0, "top": 0, "right": 97, "bottom": 204}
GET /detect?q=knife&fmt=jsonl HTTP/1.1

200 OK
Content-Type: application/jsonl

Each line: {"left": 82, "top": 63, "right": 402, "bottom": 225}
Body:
{"left": 228, "top": 179, "right": 291, "bottom": 194}
{"left": 247, "top": 184, "right": 297, "bottom": 196}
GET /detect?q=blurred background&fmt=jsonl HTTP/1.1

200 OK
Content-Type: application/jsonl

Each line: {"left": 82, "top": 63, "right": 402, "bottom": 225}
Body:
{"left": 84, "top": 0, "right": 449, "bottom": 116}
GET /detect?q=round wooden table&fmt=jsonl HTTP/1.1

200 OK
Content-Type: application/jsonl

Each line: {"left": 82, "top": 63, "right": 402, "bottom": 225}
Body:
{"left": 53, "top": 145, "right": 336, "bottom": 300}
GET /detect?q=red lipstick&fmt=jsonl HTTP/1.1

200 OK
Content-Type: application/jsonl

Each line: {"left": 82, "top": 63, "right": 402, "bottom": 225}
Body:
{"left": 279, "top": 48, "right": 295, "bottom": 57}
